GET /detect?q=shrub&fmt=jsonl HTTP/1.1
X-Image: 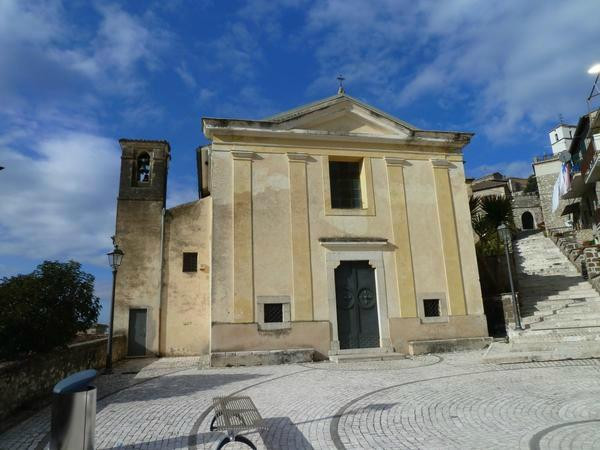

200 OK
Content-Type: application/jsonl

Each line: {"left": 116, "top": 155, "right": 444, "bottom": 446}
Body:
{"left": 0, "top": 261, "right": 100, "bottom": 360}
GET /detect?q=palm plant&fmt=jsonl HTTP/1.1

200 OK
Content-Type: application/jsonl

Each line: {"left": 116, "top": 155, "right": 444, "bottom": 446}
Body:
{"left": 470, "top": 195, "right": 515, "bottom": 255}
{"left": 479, "top": 195, "right": 514, "bottom": 231}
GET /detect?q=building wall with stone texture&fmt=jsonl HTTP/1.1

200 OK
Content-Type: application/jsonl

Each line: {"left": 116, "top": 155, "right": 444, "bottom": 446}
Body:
{"left": 512, "top": 193, "right": 543, "bottom": 230}
{"left": 0, "top": 336, "right": 125, "bottom": 423}
{"left": 534, "top": 158, "right": 570, "bottom": 230}
{"left": 114, "top": 141, "right": 169, "bottom": 356}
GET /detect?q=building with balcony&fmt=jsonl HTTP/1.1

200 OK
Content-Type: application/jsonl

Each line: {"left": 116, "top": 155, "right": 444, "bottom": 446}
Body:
{"left": 559, "top": 109, "right": 600, "bottom": 232}
{"left": 533, "top": 122, "right": 578, "bottom": 231}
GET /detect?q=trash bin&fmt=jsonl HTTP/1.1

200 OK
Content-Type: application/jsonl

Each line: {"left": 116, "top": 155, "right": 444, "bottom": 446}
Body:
{"left": 50, "top": 369, "right": 98, "bottom": 450}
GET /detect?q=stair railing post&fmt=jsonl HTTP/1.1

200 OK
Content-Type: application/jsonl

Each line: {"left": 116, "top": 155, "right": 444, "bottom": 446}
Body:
{"left": 498, "top": 224, "right": 523, "bottom": 330}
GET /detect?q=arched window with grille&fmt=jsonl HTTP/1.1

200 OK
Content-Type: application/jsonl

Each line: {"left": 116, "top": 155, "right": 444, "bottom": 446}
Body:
{"left": 137, "top": 152, "right": 151, "bottom": 183}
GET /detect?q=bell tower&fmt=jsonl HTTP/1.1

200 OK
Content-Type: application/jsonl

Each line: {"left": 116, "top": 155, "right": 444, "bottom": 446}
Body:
{"left": 117, "top": 139, "right": 170, "bottom": 203}
{"left": 113, "top": 139, "right": 170, "bottom": 356}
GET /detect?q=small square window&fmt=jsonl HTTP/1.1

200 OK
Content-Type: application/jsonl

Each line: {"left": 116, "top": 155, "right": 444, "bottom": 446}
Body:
{"left": 182, "top": 252, "right": 198, "bottom": 272}
{"left": 423, "top": 299, "right": 441, "bottom": 317}
{"left": 329, "top": 160, "right": 362, "bottom": 209}
{"left": 264, "top": 303, "right": 283, "bottom": 323}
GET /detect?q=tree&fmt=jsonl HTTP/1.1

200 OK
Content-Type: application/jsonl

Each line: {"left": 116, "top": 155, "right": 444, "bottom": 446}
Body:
{"left": 0, "top": 261, "right": 100, "bottom": 360}
{"left": 523, "top": 175, "right": 538, "bottom": 194}
{"left": 470, "top": 195, "right": 515, "bottom": 255}
{"left": 480, "top": 195, "right": 514, "bottom": 231}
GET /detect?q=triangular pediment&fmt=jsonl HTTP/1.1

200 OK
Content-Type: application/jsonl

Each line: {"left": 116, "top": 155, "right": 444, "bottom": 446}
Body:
{"left": 203, "top": 93, "right": 473, "bottom": 149}
{"left": 266, "top": 94, "right": 416, "bottom": 137}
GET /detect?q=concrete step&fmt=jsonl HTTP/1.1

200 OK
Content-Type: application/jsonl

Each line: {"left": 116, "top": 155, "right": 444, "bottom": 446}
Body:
{"left": 509, "top": 327, "right": 600, "bottom": 343}
{"left": 483, "top": 341, "right": 600, "bottom": 364}
{"left": 521, "top": 300, "right": 589, "bottom": 313}
{"left": 528, "top": 318, "right": 600, "bottom": 329}
{"left": 522, "top": 297, "right": 598, "bottom": 309}
{"left": 502, "top": 231, "right": 600, "bottom": 362}
{"left": 329, "top": 348, "right": 405, "bottom": 363}
{"left": 523, "top": 310, "right": 600, "bottom": 326}
{"left": 521, "top": 292, "right": 600, "bottom": 301}
{"left": 518, "top": 281, "right": 590, "bottom": 289}
{"left": 554, "top": 304, "right": 600, "bottom": 314}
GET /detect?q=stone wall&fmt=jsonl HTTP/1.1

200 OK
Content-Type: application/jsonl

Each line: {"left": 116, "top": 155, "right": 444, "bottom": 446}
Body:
{"left": 0, "top": 335, "right": 125, "bottom": 423}
{"left": 534, "top": 159, "right": 570, "bottom": 231}
{"left": 512, "top": 193, "right": 543, "bottom": 230}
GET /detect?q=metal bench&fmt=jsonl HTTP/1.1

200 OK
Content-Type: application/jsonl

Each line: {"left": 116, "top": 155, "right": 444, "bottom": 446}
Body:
{"left": 210, "top": 396, "right": 266, "bottom": 449}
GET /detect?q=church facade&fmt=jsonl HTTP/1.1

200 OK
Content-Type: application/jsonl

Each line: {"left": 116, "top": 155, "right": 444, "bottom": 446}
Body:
{"left": 113, "top": 93, "right": 488, "bottom": 362}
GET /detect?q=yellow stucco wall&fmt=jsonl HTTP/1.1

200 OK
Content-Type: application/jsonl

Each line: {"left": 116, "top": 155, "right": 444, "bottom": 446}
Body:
{"left": 208, "top": 131, "right": 487, "bottom": 353}
{"left": 160, "top": 198, "right": 212, "bottom": 355}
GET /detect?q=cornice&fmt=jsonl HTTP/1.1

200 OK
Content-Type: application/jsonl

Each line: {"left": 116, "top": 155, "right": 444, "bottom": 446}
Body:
{"left": 231, "top": 150, "right": 257, "bottom": 161}
{"left": 287, "top": 152, "right": 311, "bottom": 162}
{"left": 385, "top": 157, "right": 411, "bottom": 167}
{"left": 431, "top": 159, "right": 455, "bottom": 169}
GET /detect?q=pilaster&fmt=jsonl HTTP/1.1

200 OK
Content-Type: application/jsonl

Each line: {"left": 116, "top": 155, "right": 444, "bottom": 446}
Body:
{"left": 232, "top": 151, "right": 255, "bottom": 322}
{"left": 385, "top": 157, "right": 417, "bottom": 317}
{"left": 432, "top": 159, "right": 467, "bottom": 315}
{"left": 287, "top": 153, "right": 314, "bottom": 320}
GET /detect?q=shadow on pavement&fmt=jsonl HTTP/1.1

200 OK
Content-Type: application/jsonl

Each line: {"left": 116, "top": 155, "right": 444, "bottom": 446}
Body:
{"left": 100, "top": 372, "right": 268, "bottom": 403}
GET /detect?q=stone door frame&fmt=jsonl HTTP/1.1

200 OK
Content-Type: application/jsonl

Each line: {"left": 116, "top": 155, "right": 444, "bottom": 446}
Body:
{"left": 322, "top": 241, "right": 392, "bottom": 354}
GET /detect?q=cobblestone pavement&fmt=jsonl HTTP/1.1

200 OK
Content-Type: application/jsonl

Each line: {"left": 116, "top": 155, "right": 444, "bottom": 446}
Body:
{"left": 2, "top": 352, "right": 600, "bottom": 449}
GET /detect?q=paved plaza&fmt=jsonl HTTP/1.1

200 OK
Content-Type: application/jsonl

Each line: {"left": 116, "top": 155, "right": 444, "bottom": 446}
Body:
{"left": 1, "top": 351, "right": 600, "bottom": 449}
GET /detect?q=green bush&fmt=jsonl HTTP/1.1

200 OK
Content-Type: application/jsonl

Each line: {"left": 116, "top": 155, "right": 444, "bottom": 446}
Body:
{"left": 0, "top": 261, "right": 100, "bottom": 360}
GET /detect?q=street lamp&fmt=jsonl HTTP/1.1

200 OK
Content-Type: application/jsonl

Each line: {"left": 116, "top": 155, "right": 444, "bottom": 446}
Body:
{"left": 105, "top": 238, "right": 124, "bottom": 373}
{"left": 498, "top": 224, "right": 523, "bottom": 330}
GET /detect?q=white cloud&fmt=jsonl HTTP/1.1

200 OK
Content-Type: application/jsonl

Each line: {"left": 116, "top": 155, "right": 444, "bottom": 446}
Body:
{"left": 301, "top": 0, "right": 598, "bottom": 137}
{"left": 176, "top": 62, "right": 197, "bottom": 89}
{"left": 0, "top": 131, "right": 120, "bottom": 266}
{"left": 0, "top": 0, "right": 172, "bottom": 106}
{"left": 469, "top": 160, "right": 533, "bottom": 179}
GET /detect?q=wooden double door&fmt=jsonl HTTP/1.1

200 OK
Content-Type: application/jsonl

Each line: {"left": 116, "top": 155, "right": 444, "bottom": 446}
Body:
{"left": 335, "top": 260, "right": 380, "bottom": 349}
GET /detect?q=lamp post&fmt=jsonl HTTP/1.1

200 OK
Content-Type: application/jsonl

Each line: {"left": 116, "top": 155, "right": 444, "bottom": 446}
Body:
{"left": 498, "top": 224, "right": 523, "bottom": 330}
{"left": 106, "top": 238, "right": 124, "bottom": 373}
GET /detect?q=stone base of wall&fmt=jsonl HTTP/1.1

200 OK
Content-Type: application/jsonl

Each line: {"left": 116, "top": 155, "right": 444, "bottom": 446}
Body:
{"left": 389, "top": 315, "right": 489, "bottom": 353}
{"left": 211, "top": 348, "right": 314, "bottom": 367}
{"left": 0, "top": 335, "right": 125, "bottom": 425}
{"left": 211, "top": 322, "right": 331, "bottom": 360}
{"left": 408, "top": 337, "right": 492, "bottom": 355}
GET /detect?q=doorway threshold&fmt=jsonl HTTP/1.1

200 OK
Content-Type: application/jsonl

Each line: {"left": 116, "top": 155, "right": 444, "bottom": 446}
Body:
{"left": 328, "top": 346, "right": 403, "bottom": 363}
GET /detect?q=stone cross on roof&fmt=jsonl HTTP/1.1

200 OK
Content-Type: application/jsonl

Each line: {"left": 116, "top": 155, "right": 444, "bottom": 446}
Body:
{"left": 337, "top": 74, "right": 345, "bottom": 94}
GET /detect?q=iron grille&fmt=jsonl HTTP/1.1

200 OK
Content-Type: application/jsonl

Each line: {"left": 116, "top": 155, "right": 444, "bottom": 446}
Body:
{"left": 182, "top": 252, "right": 198, "bottom": 272}
{"left": 423, "top": 299, "right": 441, "bottom": 317}
{"left": 264, "top": 303, "right": 283, "bottom": 323}
{"left": 329, "top": 160, "right": 362, "bottom": 209}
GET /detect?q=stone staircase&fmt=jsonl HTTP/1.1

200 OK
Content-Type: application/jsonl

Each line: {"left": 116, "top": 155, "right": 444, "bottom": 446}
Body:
{"left": 484, "top": 231, "right": 600, "bottom": 363}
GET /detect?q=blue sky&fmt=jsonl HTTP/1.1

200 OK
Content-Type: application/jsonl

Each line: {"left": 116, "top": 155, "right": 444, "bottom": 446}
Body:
{"left": 1, "top": 0, "right": 598, "bottom": 323}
